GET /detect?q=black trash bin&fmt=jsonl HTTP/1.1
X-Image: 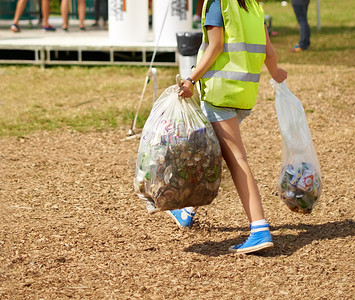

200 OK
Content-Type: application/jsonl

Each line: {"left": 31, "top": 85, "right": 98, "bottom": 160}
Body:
{"left": 176, "top": 31, "right": 203, "bottom": 79}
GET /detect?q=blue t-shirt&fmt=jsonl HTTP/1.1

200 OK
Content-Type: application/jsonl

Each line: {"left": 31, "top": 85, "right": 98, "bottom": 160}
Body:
{"left": 204, "top": 0, "right": 266, "bottom": 28}
{"left": 205, "top": 0, "right": 224, "bottom": 27}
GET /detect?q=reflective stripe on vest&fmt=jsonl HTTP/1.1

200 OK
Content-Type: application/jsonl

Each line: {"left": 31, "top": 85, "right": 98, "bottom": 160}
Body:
{"left": 203, "top": 70, "right": 260, "bottom": 83}
{"left": 198, "top": 0, "right": 266, "bottom": 109}
{"left": 200, "top": 42, "right": 266, "bottom": 54}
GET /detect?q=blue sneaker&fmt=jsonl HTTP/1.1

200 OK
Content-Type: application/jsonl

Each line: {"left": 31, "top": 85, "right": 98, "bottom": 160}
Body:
{"left": 229, "top": 224, "right": 274, "bottom": 254}
{"left": 167, "top": 208, "right": 196, "bottom": 228}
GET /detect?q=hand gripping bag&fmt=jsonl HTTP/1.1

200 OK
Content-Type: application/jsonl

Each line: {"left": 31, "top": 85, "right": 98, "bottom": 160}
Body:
{"left": 134, "top": 79, "right": 222, "bottom": 214}
{"left": 271, "top": 79, "right": 323, "bottom": 214}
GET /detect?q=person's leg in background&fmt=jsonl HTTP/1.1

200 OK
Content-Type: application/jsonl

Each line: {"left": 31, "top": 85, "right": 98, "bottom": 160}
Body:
{"left": 61, "top": 0, "right": 70, "bottom": 30}
{"left": 193, "top": 0, "right": 204, "bottom": 29}
{"left": 78, "top": 0, "right": 86, "bottom": 30}
{"left": 195, "top": 0, "right": 203, "bottom": 17}
{"left": 148, "top": 0, "right": 152, "bottom": 29}
{"left": 102, "top": 0, "right": 108, "bottom": 29}
{"left": 291, "top": 0, "right": 311, "bottom": 51}
{"left": 10, "top": 0, "right": 29, "bottom": 32}
{"left": 41, "top": 0, "right": 56, "bottom": 30}
{"left": 92, "top": 0, "right": 100, "bottom": 27}
{"left": 37, "top": 0, "right": 43, "bottom": 26}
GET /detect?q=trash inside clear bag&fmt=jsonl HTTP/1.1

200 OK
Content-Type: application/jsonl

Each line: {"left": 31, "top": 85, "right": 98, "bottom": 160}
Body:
{"left": 271, "top": 79, "right": 323, "bottom": 214}
{"left": 134, "top": 83, "right": 222, "bottom": 214}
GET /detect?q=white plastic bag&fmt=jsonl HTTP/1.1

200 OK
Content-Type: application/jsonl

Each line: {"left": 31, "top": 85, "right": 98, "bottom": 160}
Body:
{"left": 271, "top": 79, "right": 323, "bottom": 214}
{"left": 134, "top": 79, "right": 222, "bottom": 214}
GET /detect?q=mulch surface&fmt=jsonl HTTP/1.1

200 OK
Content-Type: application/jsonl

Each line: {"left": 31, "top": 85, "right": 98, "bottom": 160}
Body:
{"left": 1, "top": 64, "right": 354, "bottom": 299}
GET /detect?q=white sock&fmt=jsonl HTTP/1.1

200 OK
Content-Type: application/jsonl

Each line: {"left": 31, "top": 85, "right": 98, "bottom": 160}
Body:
{"left": 250, "top": 219, "right": 267, "bottom": 227}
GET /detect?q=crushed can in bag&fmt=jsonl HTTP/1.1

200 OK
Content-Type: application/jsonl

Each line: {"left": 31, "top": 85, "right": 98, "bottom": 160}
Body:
{"left": 271, "top": 79, "right": 323, "bottom": 214}
{"left": 134, "top": 79, "right": 222, "bottom": 213}
{"left": 279, "top": 162, "right": 321, "bottom": 214}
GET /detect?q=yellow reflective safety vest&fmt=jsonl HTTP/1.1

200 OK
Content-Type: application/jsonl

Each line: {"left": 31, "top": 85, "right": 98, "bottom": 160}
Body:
{"left": 198, "top": 0, "right": 266, "bottom": 109}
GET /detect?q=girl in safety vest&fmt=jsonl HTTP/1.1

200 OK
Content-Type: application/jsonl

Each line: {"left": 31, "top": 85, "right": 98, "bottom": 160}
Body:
{"left": 167, "top": 0, "right": 287, "bottom": 254}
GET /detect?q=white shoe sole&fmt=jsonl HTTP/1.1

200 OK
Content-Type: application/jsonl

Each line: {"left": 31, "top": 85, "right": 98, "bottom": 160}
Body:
{"left": 228, "top": 242, "right": 274, "bottom": 254}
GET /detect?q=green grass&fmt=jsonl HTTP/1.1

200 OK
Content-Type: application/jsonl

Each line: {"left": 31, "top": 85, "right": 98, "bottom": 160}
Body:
{"left": 0, "top": 66, "right": 177, "bottom": 136}
{"left": 262, "top": 0, "right": 355, "bottom": 66}
{"left": 50, "top": 2, "right": 61, "bottom": 14}
{"left": 0, "top": 105, "right": 151, "bottom": 136}
{"left": 0, "top": 0, "right": 354, "bottom": 137}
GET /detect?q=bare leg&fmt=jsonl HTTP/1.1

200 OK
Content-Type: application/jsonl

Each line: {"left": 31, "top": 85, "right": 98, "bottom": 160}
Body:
{"left": 196, "top": 0, "right": 203, "bottom": 17}
{"left": 212, "top": 116, "right": 265, "bottom": 223}
{"left": 61, "top": 0, "right": 69, "bottom": 29}
{"left": 41, "top": 0, "right": 50, "bottom": 27}
{"left": 78, "top": 0, "right": 86, "bottom": 28}
{"left": 103, "top": 0, "right": 108, "bottom": 22}
{"left": 12, "top": 0, "right": 29, "bottom": 25}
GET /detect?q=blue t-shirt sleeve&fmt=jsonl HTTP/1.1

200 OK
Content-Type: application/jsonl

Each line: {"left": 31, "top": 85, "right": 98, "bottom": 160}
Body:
{"left": 204, "top": 0, "right": 224, "bottom": 27}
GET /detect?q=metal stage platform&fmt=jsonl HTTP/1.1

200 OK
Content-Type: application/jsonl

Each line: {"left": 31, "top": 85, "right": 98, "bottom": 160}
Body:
{"left": 0, "top": 19, "right": 179, "bottom": 67}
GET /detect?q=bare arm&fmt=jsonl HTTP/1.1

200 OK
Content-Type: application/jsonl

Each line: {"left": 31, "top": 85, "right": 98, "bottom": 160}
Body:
{"left": 264, "top": 25, "right": 287, "bottom": 83}
{"left": 179, "top": 25, "right": 224, "bottom": 98}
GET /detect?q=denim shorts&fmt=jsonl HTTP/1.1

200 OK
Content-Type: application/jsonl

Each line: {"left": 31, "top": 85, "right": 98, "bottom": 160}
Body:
{"left": 201, "top": 101, "right": 251, "bottom": 124}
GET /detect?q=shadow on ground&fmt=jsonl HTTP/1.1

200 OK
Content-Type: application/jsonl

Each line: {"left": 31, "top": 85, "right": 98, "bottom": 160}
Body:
{"left": 184, "top": 219, "right": 355, "bottom": 257}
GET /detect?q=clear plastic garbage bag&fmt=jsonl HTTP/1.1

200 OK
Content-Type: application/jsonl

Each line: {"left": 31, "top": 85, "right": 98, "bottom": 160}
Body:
{"left": 271, "top": 79, "right": 323, "bottom": 214}
{"left": 134, "top": 80, "right": 222, "bottom": 214}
